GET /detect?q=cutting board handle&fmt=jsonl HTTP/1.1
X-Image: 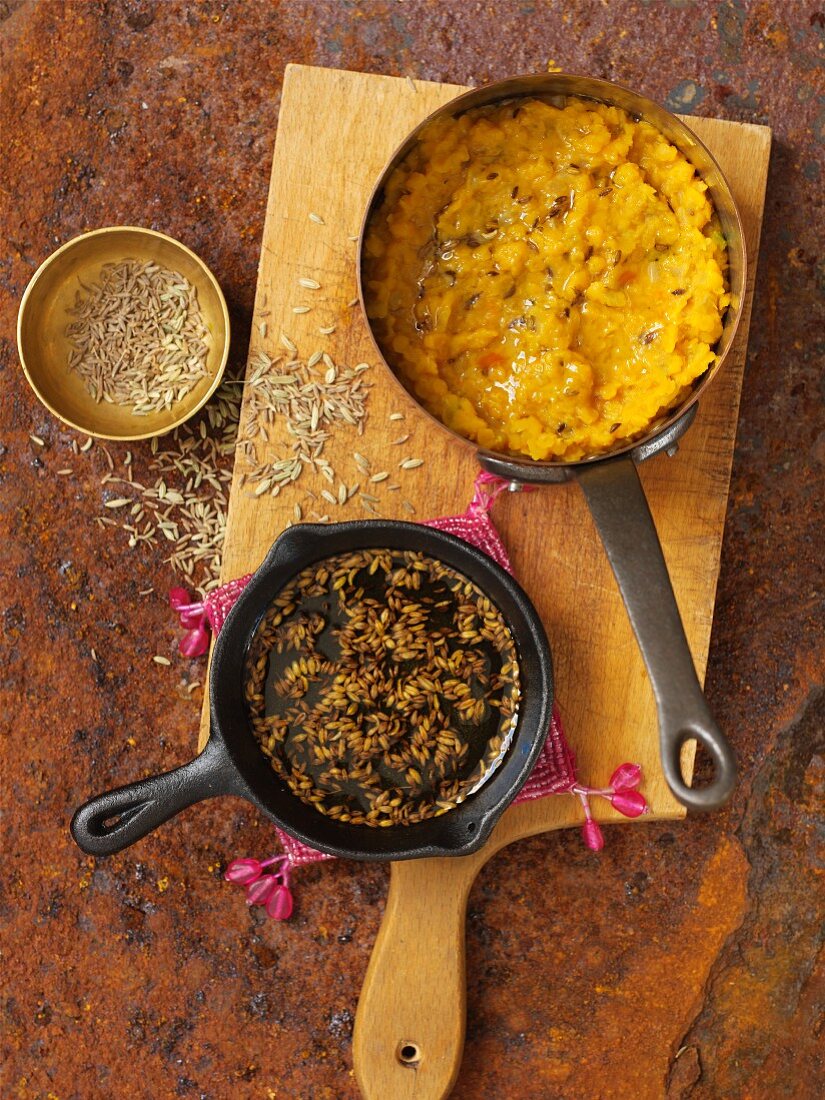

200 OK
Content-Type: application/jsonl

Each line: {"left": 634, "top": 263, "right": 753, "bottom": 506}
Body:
{"left": 353, "top": 856, "right": 478, "bottom": 1100}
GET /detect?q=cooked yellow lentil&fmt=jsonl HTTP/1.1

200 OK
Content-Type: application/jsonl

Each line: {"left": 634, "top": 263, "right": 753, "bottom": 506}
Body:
{"left": 364, "top": 97, "right": 729, "bottom": 461}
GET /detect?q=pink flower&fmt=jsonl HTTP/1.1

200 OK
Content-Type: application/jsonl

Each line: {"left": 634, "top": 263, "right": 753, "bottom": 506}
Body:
{"left": 180, "top": 625, "right": 210, "bottom": 658}
{"left": 168, "top": 587, "right": 193, "bottom": 610}
{"left": 178, "top": 607, "right": 206, "bottom": 629}
{"left": 610, "top": 790, "right": 648, "bottom": 818}
{"left": 224, "top": 858, "right": 263, "bottom": 885}
{"left": 246, "top": 875, "right": 279, "bottom": 906}
{"left": 582, "top": 819, "right": 604, "bottom": 851}
{"left": 266, "top": 885, "right": 294, "bottom": 921}
{"left": 609, "top": 762, "right": 642, "bottom": 791}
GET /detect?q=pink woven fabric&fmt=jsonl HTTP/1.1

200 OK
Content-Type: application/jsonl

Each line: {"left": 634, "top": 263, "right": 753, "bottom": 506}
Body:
{"left": 202, "top": 473, "right": 576, "bottom": 865}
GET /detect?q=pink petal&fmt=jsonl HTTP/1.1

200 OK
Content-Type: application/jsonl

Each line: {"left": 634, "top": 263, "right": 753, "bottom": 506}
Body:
{"left": 266, "top": 885, "right": 294, "bottom": 921}
{"left": 224, "top": 858, "right": 262, "bottom": 885}
{"left": 178, "top": 608, "right": 205, "bottom": 629}
{"left": 610, "top": 790, "right": 648, "bottom": 818}
{"left": 609, "top": 762, "right": 642, "bottom": 790}
{"left": 169, "top": 587, "right": 193, "bottom": 610}
{"left": 179, "top": 626, "right": 209, "bottom": 658}
{"left": 246, "top": 875, "right": 278, "bottom": 906}
{"left": 582, "top": 819, "right": 604, "bottom": 851}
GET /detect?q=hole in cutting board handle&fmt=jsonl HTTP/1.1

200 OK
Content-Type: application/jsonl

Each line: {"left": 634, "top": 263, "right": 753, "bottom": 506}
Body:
{"left": 397, "top": 1041, "right": 421, "bottom": 1067}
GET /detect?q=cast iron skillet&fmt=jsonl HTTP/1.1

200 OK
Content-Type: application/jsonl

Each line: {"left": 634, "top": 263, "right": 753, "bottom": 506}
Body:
{"left": 358, "top": 73, "right": 743, "bottom": 812}
{"left": 71, "top": 521, "right": 553, "bottom": 860}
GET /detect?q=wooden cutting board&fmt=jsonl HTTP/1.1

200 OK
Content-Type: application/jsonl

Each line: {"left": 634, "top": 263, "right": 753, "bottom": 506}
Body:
{"left": 196, "top": 64, "right": 770, "bottom": 1100}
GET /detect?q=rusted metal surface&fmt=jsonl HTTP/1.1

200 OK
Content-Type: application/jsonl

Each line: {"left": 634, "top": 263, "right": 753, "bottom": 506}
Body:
{"left": 1, "top": 2, "right": 822, "bottom": 1097}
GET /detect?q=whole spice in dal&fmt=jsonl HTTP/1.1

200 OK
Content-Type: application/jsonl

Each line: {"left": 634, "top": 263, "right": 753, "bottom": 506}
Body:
{"left": 244, "top": 549, "right": 520, "bottom": 826}
{"left": 65, "top": 259, "right": 210, "bottom": 413}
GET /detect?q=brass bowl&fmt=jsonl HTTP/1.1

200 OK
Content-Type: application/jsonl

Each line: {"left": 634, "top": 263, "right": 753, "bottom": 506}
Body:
{"left": 17, "top": 226, "right": 230, "bottom": 440}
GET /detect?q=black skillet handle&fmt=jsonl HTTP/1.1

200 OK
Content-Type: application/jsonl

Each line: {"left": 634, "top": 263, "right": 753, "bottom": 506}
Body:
{"left": 577, "top": 456, "right": 737, "bottom": 811}
{"left": 71, "top": 736, "right": 240, "bottom": 856}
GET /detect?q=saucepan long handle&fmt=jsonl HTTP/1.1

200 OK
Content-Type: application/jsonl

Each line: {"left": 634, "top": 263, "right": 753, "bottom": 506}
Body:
{"left": 577, "top": 457, "right": 736, "bottom": 811}
{"left": 71, "top": 736, "right": 240, "bottom": 855}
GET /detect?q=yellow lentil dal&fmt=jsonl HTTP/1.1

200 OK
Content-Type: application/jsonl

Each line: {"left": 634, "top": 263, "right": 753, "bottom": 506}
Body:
{"left": 364, "top": 97, "right": 729, "bottom": 461}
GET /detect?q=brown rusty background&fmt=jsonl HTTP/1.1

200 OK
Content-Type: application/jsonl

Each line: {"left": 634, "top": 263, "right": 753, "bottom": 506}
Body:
{"left": 1, "top": 2, "right": 823, "bottom": 1098}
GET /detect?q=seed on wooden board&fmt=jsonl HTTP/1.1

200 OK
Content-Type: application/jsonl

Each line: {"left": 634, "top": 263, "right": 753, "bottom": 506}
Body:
{"left": 370, "top": 471, "right": 389, "bottom": 483}
{"left": 279, "top": 332, "right": 297, "bottom": 354}
{"left": 292, "top": 305, "right": 311, "bottom": 314}
{"left": 309, "top": 212, "right": 325, "bottom": 224}
{"left": 389, "top": 412, "right": 404, "bottom": 421}
{"left": 319, "top": 325, "right": 336, "bottom": 336}
{"left": 400, "top": 458, "right": 424, "bottom": 469}
{"left": 298, "top": 277, "right": 321, "bottom": 290}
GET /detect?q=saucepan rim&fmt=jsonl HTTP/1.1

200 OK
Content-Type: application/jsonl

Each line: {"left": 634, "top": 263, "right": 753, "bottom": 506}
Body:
{"left": 355, "top": 70, "right": 747, "bottom": 470}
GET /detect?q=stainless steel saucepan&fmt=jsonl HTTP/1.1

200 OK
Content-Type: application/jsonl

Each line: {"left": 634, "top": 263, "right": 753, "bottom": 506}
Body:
{"left": 357, "top": 73, "right": 744, "bottom": 812}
